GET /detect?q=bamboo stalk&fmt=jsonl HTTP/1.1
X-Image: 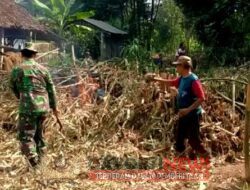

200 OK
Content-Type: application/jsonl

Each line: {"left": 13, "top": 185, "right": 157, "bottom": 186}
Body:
{"left": 245, "top": 82, "right": 250, "bottom": 182}
{"left": 57, "top": 79, "right": 84, "bottom": 89}
{"left": 201, "top": 78, "right": 248, "bottom": 85}
{"left": 214, "top": 124, "right": 235, "bottom": 136}
{"left": 35, "top": 48, "right": 59, "bottom": 60}
{"left": 232, "top": 79, "right": 236, "bottom": 115}
{"left": 215, "top": 90, "right": 245, "bottom": 108}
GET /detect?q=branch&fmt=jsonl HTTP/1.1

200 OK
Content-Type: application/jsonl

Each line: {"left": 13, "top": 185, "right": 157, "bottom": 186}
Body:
{"left": 201, "top": 78, "right": 248, "bottom": 85}
{"left": 214, "top": 123, "right": 235, "bottom": 136}
{"left": 153, "top": 0, "right": 161, "bottom": 23}
{"left": 215, "top": 90, "right": 245, "bottom": 111}
{"left": 35, "top": 48, "right": 59, "bottom": 60}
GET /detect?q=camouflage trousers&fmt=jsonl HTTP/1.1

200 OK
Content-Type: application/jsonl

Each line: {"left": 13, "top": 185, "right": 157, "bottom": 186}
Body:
{"left": 18, "top": 114, "right": 47, "bottom": 159}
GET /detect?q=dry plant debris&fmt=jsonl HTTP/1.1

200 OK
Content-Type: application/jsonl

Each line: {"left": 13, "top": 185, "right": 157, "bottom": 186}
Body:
{"left": 0, "top": 65, "right": 245, "bottom": 189}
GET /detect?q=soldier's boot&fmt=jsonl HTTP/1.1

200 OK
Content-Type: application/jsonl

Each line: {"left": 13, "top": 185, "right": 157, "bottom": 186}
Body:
{"left": 188, "top": 150, "right": 196, "bottom": 160}
{"left": 28, "top": 156, "right": 40, "bottom": 168}
{"left": 174, "top": 150, "right": 186, "bottom": 158}
{"left": 38, "top": 146, "right": 47, "bottom": 164}
{"left": 188, "top": 148, "right": 212, "bottom": 161}
{"left": 197, "top": 149, "right": 212, "bottom": 161}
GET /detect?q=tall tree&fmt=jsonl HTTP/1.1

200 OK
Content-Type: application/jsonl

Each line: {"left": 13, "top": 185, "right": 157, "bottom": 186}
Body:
{"left": 153, "top": 0, "right": 185, "bottom": 53}
{"left": 79, "top": 0, "right": 161, "bottom": 50}
{"left": 175, "top": 0, "right": 250, "bottom": 64}
{"left": 77, "top": 0, "right": 127, "bottom": 27}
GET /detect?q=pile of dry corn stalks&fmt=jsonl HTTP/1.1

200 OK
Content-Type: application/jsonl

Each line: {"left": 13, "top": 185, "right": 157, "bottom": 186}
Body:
{"left": 0, "top": 64, "right": 245, "bottom": 189}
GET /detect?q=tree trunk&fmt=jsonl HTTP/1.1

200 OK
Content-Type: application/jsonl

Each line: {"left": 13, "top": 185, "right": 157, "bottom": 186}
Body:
{"left": 136, "top": 0, "right": 141, "bottom": 39}
{"left": 151, "top": 0, "right": 155, "bottom": 22}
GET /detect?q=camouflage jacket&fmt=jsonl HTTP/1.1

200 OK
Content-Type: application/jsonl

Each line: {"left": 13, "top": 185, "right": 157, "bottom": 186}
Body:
{"left": 10, "top": 59, "right": 57, "bottom": 115}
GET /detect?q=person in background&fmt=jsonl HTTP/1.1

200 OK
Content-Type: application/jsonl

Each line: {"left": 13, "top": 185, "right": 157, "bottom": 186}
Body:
{"left": 158, "top": 53, "right": 164, "bottom": 70}
{"left": 83, "top": 50, "right": 94, "bottom": 68}
{"left": 153, "top": 53, "right": 164, "bottom": 71}
{"left": 175, "top": 42, "right": 186, "bottom": 60}
{"left": 10, "top": 47, "right": 58, "bottom": 168}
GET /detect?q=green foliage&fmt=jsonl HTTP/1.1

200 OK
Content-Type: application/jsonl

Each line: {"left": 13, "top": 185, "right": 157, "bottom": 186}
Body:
{"left": 78, "top": 0, "right": 127, "bottom": 23}
{"left": 19, "top": 0, "right": 249, "bottom": 67}
{"left": 122, "top": 39, "right": 146, "bottom": 61}
{"left": 80, "top": 0, "right": 160, "bottom": 49}
{"left": 68, "top": 27, "right": 100, "bottom": 58}
{"left": 15, "top": 0, "right": 35, "bottom": 14}
{"left": 33, "top": 0, "right": 94, "bottom": 37}
{"left": 48, "top": 54, "right": 73, "bottom": 67}
{"left": 121, "top": 39, "right": 153, "bottom": 72}
{"left": 175, "top": 0, "right": 250, "bottom": 65}
{"left": 31, "top": 0, "right": 96, "bottom": 58}
{"left": 152, "top": 0, "right": 185, "bottom": 53}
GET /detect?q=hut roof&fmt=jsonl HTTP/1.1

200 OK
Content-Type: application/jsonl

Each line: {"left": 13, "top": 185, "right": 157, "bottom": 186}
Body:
{"left": 83, "top": 19, "right": 127, "bottom": 35}
{"left": 0, "top": 0, "right": 45, "bottom": 31}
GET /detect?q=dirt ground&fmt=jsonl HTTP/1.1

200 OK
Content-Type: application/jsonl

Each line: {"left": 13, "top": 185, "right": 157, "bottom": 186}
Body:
{"left": 207, "top": 160, "right": 246, "bottom": 190}
{"left": 0, "top": 131, "right": 248, "bottom": 190}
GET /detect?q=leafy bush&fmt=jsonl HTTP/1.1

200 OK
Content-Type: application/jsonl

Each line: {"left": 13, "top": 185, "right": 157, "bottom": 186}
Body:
{"left": 121, "top": 39, "right": 153, "bottom": 72}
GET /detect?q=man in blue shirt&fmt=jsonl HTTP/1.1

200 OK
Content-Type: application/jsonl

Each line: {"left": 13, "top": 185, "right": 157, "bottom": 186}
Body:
{"left": 150, "top": 56, "right": 210, "bottom": 159}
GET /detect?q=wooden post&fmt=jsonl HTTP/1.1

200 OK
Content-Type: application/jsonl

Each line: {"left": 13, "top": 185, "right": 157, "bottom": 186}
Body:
{"left": 100, "top": 32, "right": 105, "bottom": 60}
{"left": 245, "top": 80, "right": 250, "bottom": 182}
{"left": 232, "top": 79, "right": 236, "bottom": 116}
{"left": 0, "top": 28, "right": 4, "bottom": 70}
{"left": 30, "top": 31, "right": 33, "bottom": 43}
{"left": 71, "top": 44, "right": 76, "bottom": 66}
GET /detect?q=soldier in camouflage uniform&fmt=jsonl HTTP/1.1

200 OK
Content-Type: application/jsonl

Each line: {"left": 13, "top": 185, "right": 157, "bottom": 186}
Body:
{"left": 10, "top": 47, "right": 57, "bottom": 167}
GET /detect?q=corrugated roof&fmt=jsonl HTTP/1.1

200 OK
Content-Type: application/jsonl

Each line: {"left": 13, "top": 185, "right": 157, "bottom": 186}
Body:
{"left": 83, "top": 19, "right": 127, "bottom": 35}
{"left": 0, "top": 0, "right": 45, "bottom": 31}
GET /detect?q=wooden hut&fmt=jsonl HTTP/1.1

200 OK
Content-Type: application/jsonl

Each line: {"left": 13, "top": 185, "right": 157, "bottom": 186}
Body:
{"left": 0, "top": 0, "right": 59, "bottom": 49}
{"left": 0, "top": 0, "right": 60, "bottom": 69}
{"left": 81, "top": 19, "right": 127, "bottom": 60}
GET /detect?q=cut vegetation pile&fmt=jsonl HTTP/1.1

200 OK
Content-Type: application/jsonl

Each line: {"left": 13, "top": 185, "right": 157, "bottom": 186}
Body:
{"left": 0, "top": 64, "right": 245, "bottom": 189}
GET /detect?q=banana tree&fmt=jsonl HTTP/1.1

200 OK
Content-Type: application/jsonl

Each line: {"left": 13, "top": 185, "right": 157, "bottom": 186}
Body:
{"left": 16, "top": 0, "right": 36, "bottom": 14}
{"left": 33, "top": 0, "right": 94, "bottom": 37}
